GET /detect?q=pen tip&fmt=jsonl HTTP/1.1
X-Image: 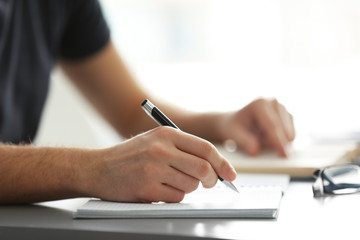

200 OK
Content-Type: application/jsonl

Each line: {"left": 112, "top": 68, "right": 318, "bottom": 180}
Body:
{"left": 230, "top": 184, "right": 240, "bottom": 193}
{"left": 221, "top": 179, "right": 240, "bottom": 193}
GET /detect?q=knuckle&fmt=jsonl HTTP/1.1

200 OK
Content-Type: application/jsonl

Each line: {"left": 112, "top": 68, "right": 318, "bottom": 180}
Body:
{"left": 218, "top": 157, "right": 228, "bottom": 171}
{"left": 271, "top": 98, "right": 278, "bottom": 106}
{"left": 200, "top": 140, "right": 216, "bottom": 158}
{"left": 198, "top": 161, "right": 212, "bottom": 179}
{"left": 249, "top": 98, "right": 268, "bottom": 112}
{"left": 147, "top": 142, "right": 172, "bottom": 159}
{"left": 278, "top": 103, "right": 285, "bottom": 111}
{"left": 155, "top": 126, "right": 177, "bottom": 139}
{"left": 149, "top": 142, "right": 164, "bottom": 155}
{"left": 254, "top": 97, "right": 266, "bottom": 106}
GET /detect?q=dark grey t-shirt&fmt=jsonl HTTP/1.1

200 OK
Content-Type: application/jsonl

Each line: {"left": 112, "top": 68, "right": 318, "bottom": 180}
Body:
{"left": 0, "top": 0, "right": 110, "bottom": 143}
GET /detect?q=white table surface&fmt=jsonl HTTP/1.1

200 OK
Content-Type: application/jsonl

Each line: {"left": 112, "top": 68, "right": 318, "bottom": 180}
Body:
{"left": 1, "top": 181, "right": 360, "bottom": 240}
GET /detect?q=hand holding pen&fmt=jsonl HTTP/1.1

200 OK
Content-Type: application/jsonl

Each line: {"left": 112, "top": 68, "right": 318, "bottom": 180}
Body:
{"left": 142, "top": 99, "right": 239, "bottom": 193}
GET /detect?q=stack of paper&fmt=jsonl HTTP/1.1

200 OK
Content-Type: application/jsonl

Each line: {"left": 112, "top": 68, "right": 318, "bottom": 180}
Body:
{"left": 219, "top": 143, "right": 357, "bottom": 177}
{"left": 74, "top": 174, "right": 288, "bottom": 219}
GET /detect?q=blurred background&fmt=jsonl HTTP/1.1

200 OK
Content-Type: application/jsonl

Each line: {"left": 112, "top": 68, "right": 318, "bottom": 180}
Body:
{"left": 35, "top": 0, "right": 360, "bottom": 147}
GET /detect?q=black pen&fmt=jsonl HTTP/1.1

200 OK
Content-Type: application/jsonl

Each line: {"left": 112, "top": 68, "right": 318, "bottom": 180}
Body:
{"left": 141, "top": 99, "right": 239, "bottom": 193}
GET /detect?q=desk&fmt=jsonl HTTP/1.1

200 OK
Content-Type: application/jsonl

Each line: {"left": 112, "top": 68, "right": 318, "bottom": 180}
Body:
{"left": 1, "top": 181, "right": 360, "bottom": 240}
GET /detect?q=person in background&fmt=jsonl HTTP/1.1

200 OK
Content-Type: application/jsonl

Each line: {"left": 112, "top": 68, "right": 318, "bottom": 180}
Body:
{"left": 0, "top": 0, "right": 295, "bottom": 204}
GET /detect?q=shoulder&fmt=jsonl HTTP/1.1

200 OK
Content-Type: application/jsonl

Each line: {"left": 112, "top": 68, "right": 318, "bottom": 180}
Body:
{"left": 59, "top": 0, "right": 111, "bottom": 61}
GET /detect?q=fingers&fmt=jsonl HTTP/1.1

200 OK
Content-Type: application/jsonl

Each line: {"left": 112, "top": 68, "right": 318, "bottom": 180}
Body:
{"left": 274, "top": 101, "right": 295, "bottom": 141}
{"left": 137, "top": 170, "right": 197, "bottom": 202}
{"left": 171, "top": 129, "right": 237, "bottom": 183}
{"left": 131, "top": 126, "right": 236, "bottom": 201}
{"left": 251, "top": 98, "right": 294, "bottom": 157}
{"left": 230, "top": 126, "right": 260, "bottom": 156}
{"left": 161, "top": 165, "right": 200, "bottom": 193}
{"left": 97, "top": 124, "right": 237, "bottom": 204}
{"left": 147, "top": 127, "right": 236, "bottom": 187}
{"left": 158, "top": 185, "right": 186, "bottom": 203}
{"left": 136, "top": 181, "right": 186, "bottom": 203}
{"left": 135, "top": 163, "right": 201, "bottom": 202}
{"left": 124, "top": 155, "right": 199, "bottom": 203}
{"left": 168, "top": 150, "right": 218, "bottom": 188}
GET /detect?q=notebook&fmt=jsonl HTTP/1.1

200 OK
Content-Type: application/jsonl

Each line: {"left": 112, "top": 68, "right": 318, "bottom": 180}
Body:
{"left": 74, "top": 173, "right": 289, "bottom": 219}
{"left": 219, "top": 142, "right": 358, "bottom": 177}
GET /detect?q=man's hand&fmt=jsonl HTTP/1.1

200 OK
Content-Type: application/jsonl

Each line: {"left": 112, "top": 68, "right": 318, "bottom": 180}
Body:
{"left": 218, "top": 98, "right": 295, "bottom": 157}
{"left": 85, "top": 127, "right": 237, "bottom": 203}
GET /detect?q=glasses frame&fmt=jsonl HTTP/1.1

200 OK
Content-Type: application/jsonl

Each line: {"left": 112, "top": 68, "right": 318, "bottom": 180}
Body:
{"left": 312, "top": 164, "right": 360, "bottom": 197}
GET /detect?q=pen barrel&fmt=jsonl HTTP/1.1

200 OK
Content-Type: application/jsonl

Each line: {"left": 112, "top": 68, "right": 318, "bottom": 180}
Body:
{"left": 152, "top": 107, "right": 179, "bottom": 129}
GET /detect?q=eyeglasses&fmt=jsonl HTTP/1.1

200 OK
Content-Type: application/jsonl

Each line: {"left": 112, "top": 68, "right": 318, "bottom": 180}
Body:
{"left": 312, "top": 164, "right": 360, "bottom": 197}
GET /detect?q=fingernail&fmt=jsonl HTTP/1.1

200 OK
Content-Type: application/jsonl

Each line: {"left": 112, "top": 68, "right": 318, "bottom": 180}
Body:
{"left": 279, "top": 143, "right": 290, "bottom": 158}
{"left": 231, "top": 167, "right": 237, "bottom": 177}
{"left": 227, "top": 167, "right": 237, "bottom": 180}
{"left": 283, "top": 144, "right": 293, "bottom": 157}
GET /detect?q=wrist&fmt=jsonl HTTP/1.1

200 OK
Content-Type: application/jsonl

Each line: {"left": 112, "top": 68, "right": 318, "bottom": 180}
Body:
{"left": 184, "top": 112, "right": 228, "bottom": 144}
{"left": 71, "top": 148, "right": 105, "bottom": 198}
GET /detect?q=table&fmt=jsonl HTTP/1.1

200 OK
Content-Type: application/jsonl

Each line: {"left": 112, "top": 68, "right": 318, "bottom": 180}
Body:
{"left": 1, "top": 180, "right": 360, "bottom": 240}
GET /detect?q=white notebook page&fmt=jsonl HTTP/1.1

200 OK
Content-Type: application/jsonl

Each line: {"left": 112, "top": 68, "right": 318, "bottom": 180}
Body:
{"left": 74, "top": 174, "right": 288, "bottom": 219}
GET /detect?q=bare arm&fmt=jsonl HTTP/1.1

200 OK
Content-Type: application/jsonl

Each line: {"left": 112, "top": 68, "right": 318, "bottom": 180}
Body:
{"left": 0, "top": 42, "right": 237, "bottom": 204}
{"left": 60, "top": 41, "right": 295, "bottom": 156}
{"left": 60, "top": 41, "right": 205, "bottom": 139}
{"left": 0, "top": 128, "right": 236, "bottom": 204}
{"left": 0, "top": 40, "right": 294, "bottom": 204}
{"left": 0, "top": 144, "right": 96, "bottom": 203}
{"left": 60, "top": 41, "right": 157, "bottom": 138}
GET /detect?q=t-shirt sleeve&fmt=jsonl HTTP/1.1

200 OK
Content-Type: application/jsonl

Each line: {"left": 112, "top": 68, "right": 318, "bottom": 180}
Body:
{"left": 59, "top": 0, "right": 110, "bottom": 60}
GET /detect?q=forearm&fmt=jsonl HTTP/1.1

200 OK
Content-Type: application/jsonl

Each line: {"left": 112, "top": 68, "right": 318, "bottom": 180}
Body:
{"left": 60, "top": 42, "right": 150, "bottom": 138}
{"left": 0, "top": 144, "right": 100, "bottom": 204}
{"left": 60, "top": 42, "right": 226, "bottom": 141}
{"left": 0, "top": 125, "right": 237, "bottom": 204}
{"left": 151, "top": 103, "right": 226, "bottom": 144}
{"left": 178, "top": 112, "right": 227, "bottom": 144}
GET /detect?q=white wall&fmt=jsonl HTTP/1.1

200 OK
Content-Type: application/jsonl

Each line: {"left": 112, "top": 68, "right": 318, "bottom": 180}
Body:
{"left": 35, "top": 69, "right": 122, "bottom": 148}
{"left": 35, "top": 0, "right": 360, "bottom": 146}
